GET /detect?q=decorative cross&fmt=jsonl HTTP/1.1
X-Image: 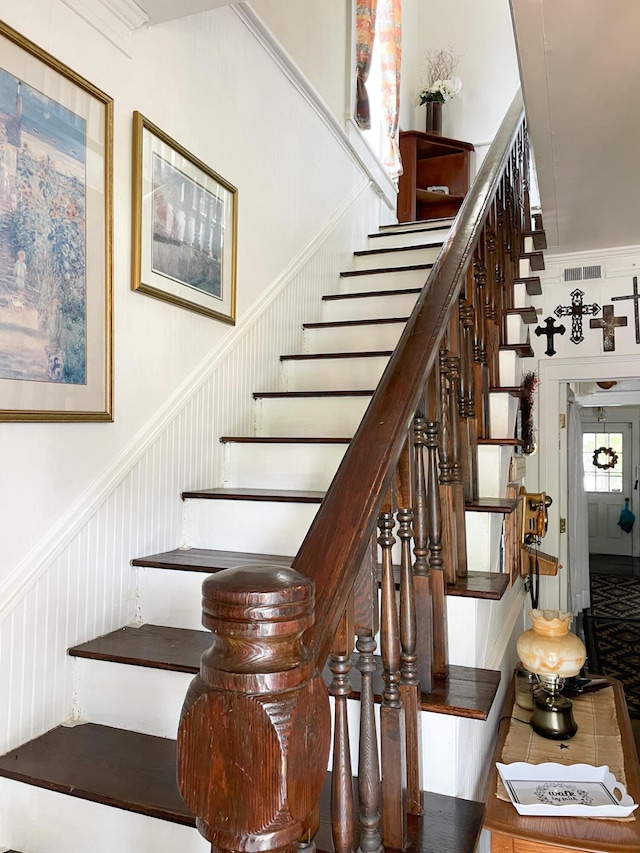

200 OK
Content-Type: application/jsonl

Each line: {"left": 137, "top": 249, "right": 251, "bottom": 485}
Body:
{"left": 554, "top": 289, "right": 600, "bottom": 344}
{"left": 590, "top": 304, "right": 627, "bottom": 352}
{"left": 612, "top": 276, "right": 640, "bottom": 344}
{"left": 535, "top": 316, "right": 566, "bottom": 356}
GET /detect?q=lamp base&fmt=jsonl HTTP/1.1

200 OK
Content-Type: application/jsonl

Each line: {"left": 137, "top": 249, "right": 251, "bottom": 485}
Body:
{"left": 530, "top": 692, "right": 578, "bottom": 740}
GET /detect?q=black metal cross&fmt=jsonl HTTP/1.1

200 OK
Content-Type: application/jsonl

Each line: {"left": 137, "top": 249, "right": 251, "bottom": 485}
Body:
{"left": 554, "top": 289, "right": 600, "bottom": 344}
{"left": 590, "top": 304, "right": 627, "bottom": 352}
{"left": 612, "top": 276, "right": 640, "bottom": 344}
{"left": 535, "top": 316, "right": 566, "bottom": 356}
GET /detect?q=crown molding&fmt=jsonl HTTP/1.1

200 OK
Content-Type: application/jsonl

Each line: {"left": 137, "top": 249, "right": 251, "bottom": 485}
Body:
{"left": 61, "top": 0, "right": 148, "bottom": 56}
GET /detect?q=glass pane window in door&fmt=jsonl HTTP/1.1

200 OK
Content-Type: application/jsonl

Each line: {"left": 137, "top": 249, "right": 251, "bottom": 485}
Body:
{"left": 582, "top": 431, "right": 623, "bottom": 493}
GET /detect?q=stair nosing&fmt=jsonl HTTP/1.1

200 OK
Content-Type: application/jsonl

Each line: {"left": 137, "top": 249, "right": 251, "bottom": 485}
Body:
{"left": 339, "top": 263, "right": 432, "bottom": 277}
{"left": 253, "top": 389, "right": 373, "bottom": 399}
{"left": 353, "top": 242, "right": 442, "bottom": 257}
{"left": 181, "top": 487, "right": 325, "bottom": 503}
{"left": 219, "top": 436, "right": 351, "bottom": 444}
{"left": 303, "top": 316, "right": 409, "bottom": 329}
{"left": 280, "top": 350, "right": 392, "bottom": 362}
{"left": 322, "top": 286, "right": 421, "bottom": 301}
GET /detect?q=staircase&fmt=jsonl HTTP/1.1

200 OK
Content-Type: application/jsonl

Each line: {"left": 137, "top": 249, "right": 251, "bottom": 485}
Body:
{"left": 0, "top": 96, "right": 546, "bottom": 853}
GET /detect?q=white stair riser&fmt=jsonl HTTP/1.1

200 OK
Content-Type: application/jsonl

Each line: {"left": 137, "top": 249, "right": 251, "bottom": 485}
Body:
{"left": 322, "top": 291, "right": 420, "bottom": 323}
{"left": 352, "top": 245, "right": 441, "bottom": 271}
{"left": 513, "top": 282, "right": 527, "bottom": 309}
{"left": 339, "top": 265, "right": 429, "bottom": 292}
{"left": 368, "top": 227, "right": 451, "bottom": 250}
{"left": 185, "top": 497, "right": 319, "bottom": 555}
{"left": 489, "top": 393, "right": 519, "bottom": 441}
{"left": 505, "top": 313, "right": 528, "bottom": 346}
{"left": 224, "top": 441, "right": 348, "bottom": 490}
{"left": 465, "top": 511, "right": 504, "bottom": 573}
{"left": 524, "top": 235, "right": 533, "bottom": 253}
{"left": 256, "top": 395, "right": 370, "bottom": 437}
{"left": 283, "top": 355, "right": 389, "bottom": 392}
{"left": 477, "top": 445, "right": 513, "bottom": 499}
{"left": 498, "top": 349, "right": 518, "bottom": 387}
{"left": 303, "top": 321, "right": 405, "bottom": 354}
{"left": 138, "top": 567, "right": 205, "bottom": 630}
{"left": 0, "top": 779, "right": 209, "bottom": 853}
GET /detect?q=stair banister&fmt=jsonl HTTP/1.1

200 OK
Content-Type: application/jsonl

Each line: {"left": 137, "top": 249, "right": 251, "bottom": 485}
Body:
{"left": 294, "top": 91, "right": 526, "bottom": 668}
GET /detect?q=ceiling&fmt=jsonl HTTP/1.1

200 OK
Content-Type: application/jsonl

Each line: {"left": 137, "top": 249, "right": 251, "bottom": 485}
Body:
{"left": 135, "top": 0, "right": 233, "bottom": 25}
{"left": 511, "top": 0, "right": 640, "bottom": 256}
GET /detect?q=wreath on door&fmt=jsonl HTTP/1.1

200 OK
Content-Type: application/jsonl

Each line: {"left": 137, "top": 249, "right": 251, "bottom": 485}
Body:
{"left": 592, "top": 446, "right": 618, "bottom": 470}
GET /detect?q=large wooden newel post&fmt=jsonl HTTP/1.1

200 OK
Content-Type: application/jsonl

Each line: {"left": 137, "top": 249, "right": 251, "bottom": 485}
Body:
{"left": 178, "top": 564, "right": 331, "bottom": 853}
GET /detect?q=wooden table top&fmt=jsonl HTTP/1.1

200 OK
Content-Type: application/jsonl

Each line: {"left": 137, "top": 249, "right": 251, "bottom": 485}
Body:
{"left": 483, "top": 678, "right": 640, "bottom": 853}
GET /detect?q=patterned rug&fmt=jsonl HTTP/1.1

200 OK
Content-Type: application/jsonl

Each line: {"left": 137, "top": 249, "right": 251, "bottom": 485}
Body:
{"left": 584, "top": 617, "right": 640, "bottom": 718}
{"left": 590, "top": 574, "right": 640, "bottom": 620}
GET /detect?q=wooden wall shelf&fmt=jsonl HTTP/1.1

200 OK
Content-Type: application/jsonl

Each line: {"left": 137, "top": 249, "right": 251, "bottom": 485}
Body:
{"left": 398, "top": 131, "right": 474, "bottom": 223}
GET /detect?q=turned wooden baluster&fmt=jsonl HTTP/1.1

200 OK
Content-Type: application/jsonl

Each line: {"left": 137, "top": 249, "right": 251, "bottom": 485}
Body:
{"left": 447, "top": 351, "right": 468, "bottom": 577}
{"left": 353, "top": 544, "right": 382, "bottom": 853}
{"left": 395, "top": 438, "right": 422, "bottom": 816}
{"left": 377, "top": 497, "right": 407, "bottom": 850}
{"left": 178, "top": 565, "right": 330, "bottom": 853}
{"left": 459, "top": 293, "right": 479, "bottom": 502}
{"left": 471, "top": 250, "right": 490, "bottom": 440}
{"left": 437, "top": 345, "right": 458, "bottom": 585}
{"left": 329, "top": 602, "right": 355, "bottom": 853}
{"left": 412, "top": 412, "right": 434, "bottom": 694}
{"left": 424, "top": 419, "right": 448, "bottom": 679}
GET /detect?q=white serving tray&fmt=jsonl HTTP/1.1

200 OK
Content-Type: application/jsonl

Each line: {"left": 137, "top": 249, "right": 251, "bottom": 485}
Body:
{"left": 496, "top": 762, "right": 638, "bottom": 817}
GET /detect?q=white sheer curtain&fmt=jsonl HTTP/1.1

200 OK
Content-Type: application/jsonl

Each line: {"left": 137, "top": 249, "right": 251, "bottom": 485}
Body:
{"left": 568, "top": 394, "right": 591, "bottom": 614}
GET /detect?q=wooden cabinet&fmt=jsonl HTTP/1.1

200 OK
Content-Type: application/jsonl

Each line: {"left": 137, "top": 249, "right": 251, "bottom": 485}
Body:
{"left": 397, "top": 131, "right": 474, "bottom": 223}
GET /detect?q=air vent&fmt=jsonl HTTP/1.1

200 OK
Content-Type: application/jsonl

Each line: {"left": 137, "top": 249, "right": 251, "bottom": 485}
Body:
{"left": 563, "top": 264, "right": 602, "bottom": 282}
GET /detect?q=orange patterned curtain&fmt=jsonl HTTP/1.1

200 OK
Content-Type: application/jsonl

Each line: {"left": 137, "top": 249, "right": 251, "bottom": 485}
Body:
{"left": 378, "top": 0, "right": 402, "bottom": 178}
{"left": 355, "top": 0, "right": 378, "bottom": 129}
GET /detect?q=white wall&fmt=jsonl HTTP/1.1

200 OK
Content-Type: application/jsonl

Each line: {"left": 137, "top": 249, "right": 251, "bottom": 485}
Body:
{"left": 413, "top": 0, "right": 520, "bottom": 160}
{"left": 0, "top": 0, "right": 388, "bottom": 752}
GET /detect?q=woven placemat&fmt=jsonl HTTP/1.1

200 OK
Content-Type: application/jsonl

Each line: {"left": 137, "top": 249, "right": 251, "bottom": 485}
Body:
{"left": 496, "top": 686, "right": 634, "bottom": 821}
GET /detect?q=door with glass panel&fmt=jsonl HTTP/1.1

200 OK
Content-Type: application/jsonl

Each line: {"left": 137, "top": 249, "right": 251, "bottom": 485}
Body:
{"left": 583, "top": 423, "right": 633, "bottom": 555}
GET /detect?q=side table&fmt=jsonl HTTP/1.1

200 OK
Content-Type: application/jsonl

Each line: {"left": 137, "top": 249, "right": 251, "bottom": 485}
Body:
{"left": 483, "top": 678, "right": 640, "bottom": 852}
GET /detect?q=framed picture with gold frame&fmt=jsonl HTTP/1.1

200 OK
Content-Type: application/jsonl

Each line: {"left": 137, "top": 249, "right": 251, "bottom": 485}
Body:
{"left": 0, "top": 21, "right": 112, "bottom": 422}
{"left": 131, "top": 111, "right": 237, "bottom": 324}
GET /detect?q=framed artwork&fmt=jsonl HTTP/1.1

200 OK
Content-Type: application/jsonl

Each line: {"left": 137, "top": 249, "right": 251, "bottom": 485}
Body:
{"left": 131, "top": 111, "right": 237, "bottom": 324}
{"left": 0, "top": 21, "right": 112, "bottom": 422}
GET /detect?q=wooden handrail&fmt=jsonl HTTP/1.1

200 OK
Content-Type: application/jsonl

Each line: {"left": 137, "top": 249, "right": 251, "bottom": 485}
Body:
{"left": 294, "top": 92, "right": 525, "bottom": 668}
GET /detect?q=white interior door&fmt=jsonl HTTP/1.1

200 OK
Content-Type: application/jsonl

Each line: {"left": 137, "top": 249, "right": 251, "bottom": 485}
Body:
{"left": 583, "top": 422, "right": 634, "bottom": 556}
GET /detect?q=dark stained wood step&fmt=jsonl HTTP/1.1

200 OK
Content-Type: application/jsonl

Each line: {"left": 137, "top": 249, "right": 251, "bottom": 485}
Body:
{"left": 220, "top": 436, "right": 351, "bottom": 444}
{"left": 378, "top": 216, "right": 454, "bottom": 232}
{"left": 465, "top": 497, "right": 518, "bottom": 514}
{"left": 489, "top": 385, "right": 526, "bottom": 398}
{"left": 505, "top": 306, "right": 538, "bottom": 324}
{"left": 339, "top": 264, "right": 431, "bottom": 278}
{"left": 303, "top": 316, "right": 409, "bottom": 330}
{"left": 353, "top": 242, "right": 442, "bottom": 259}
{"left": 520, "top": 250, "right": 545, "bottom": 271}
{"left": 253, "top": 389, "right": 373, "bottom": 399}
{"left": 445, "top": 570, "right": 510, "bottom": 600}
{"left": 0, "top": 723, "right": 194, "bottom": 826}
{"left": 68, "top": 624, "right": 500, "bottom": 720}
{"left": 524, "top": 228, "right": 547, "bottom": 250}
{"left": 477, "top": 437, "right": 522, "bottom": 447}
{"left": 323, "top": 287, "right": 421, "bottom": 301}
{"left": 514, "top": 275, "right": 542, "bottom": 296}
{"left": 181, "top": 487, "right": 325, "bottom": 503}
{"left": 315, "top": 772, "right": 485, "bottom": 853}
{"left": 280, "top": 350, "right": 392, "bottom": 362}
{"left": 532, "top": 212, "right": 543, "bottom": 231}
{"left": 132, "top": 547, "right": 293, "bottom": 573}
{"left": 499, "top": 343, "right": 535, "bottom": 358}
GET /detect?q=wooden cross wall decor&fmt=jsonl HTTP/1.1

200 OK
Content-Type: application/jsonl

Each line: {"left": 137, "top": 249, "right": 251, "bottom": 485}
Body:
{"left": 535, "top": 316, "right": 566, "bottom": 356}
{"left": 554, "top": 288, "right": 600, "bottom": 344}
{"left": 612, "top": 276, "right": 640, "bottom": 344}
{"left": 589, "top": 304, "right": 627, "bottom": 352}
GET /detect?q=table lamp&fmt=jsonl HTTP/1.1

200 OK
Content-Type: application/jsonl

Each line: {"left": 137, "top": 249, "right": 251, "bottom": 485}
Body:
{"left": 516, "top": 609, "right": 587, "bottom": 740}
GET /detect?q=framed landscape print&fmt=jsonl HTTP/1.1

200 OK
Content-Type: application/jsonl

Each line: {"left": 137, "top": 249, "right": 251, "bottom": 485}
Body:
{"left": 0, "top": 21, "right": 112, "bottom": 421}
{"left": 131, "top": 111, "right": 237, "bottom": 324}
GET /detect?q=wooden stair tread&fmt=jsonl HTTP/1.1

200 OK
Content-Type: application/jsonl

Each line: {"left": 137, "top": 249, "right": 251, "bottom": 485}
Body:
{"left": 280, "top": 350, "right": 392, "bottom": 362}
{"left": 181, "top": 487, "right": 325, "bottom": 502}
{"left": 220, "top": 436, "right": 351, "bottom": 444}
{"left": 132, "top": 547, "right": 293, "bottom": 573}
{"left": 489, "top": 385, "right": 526, "bottom": 398}
{"left": 378, "top": 216, "right": 454, "bottom": 232}
{"left": 69, "top": 624, "right": 500, "bottom": 720}
{"left": 353, "top": 242, "right": 442, "bottom": 258}
{"left": 505, "top": 306, "right": 538, "bottom": 324}
{"left": 323, "top": 287, "right": 421, "bottom": 300}
{"left": 514, "top": 275, "right": 542, "bottom": 295}
{"left": 253, "top": 389, "right": 373, "bottom": 399}
{"left": 524, "top": 228, "right": 547, "bottom": 250}
{"left": 520, "top": 250, "right": 545, "bottom": 271}
{"left": 339, "top": 264, "right": 431, "bottom": 278}
{"left": 465, "top": 497, "right": 518, "bottom": 514}
{"left": 477, "top": 437, "right": 522, "bottom": 446}
{"left": 445, "top": 570, "right": 510, "bottom": 600}
{"left": 316, "top": 772, "right": 485, "bottom": 853}
{"left": 0, "top": 723, "right": 193, "bottom": 826}
{"left": 302, "top": 317, "right": 409, "bottom": 329}
{"left": 499, "top": 343, "right": 535, "bottom": 358}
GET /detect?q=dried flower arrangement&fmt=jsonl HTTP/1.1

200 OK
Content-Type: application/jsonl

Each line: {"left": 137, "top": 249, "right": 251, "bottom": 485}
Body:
{"left": 418, "top": 47, "right": 462, "bottom": 105}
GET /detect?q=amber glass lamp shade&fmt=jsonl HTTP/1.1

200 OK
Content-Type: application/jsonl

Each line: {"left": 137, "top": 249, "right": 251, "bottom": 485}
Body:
{"left": 517, "top": 609, "right": 587, "bottom": 740}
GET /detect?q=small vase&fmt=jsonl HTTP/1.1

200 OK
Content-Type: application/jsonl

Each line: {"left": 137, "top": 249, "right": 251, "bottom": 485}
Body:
{"left": 425, "top": 101, "right": 443, "bottom": 135}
